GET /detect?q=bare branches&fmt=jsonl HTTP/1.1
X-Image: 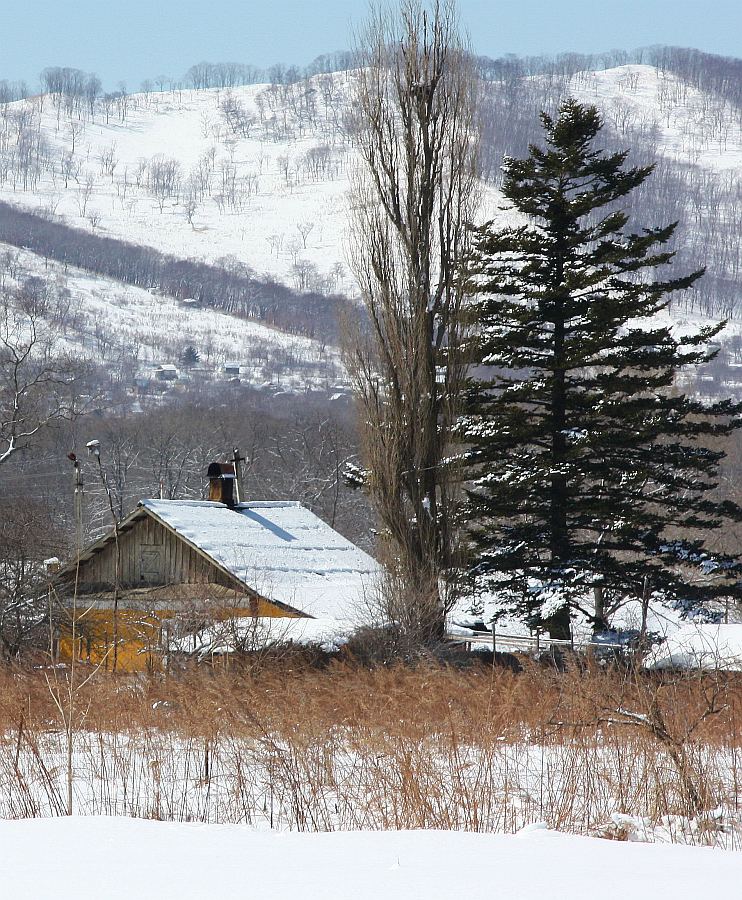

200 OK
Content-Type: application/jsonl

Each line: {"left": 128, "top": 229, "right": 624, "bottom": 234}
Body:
{"left": 345, "top": 0, "right": 479, "bottom": 636}
{"left": 0, "top": 291, "right": 86, "bottom": 467}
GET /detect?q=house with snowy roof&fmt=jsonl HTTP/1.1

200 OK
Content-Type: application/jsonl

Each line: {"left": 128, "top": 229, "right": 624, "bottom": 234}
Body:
{"left": 154, "top": 363, "right": 179, "bottom": 381}
{"left": 54, "top": 462, "right": 379, "bottom": 670}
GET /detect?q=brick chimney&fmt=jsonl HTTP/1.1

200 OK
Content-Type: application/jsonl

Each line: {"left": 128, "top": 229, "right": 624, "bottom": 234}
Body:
{"left": 207, "top": 462, "right": 237, "bottom": 508}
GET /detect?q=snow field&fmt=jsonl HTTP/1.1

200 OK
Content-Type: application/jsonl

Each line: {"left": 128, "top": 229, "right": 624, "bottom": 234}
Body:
{"left": 0, "top": 816, "right": 738, "bottom": 900}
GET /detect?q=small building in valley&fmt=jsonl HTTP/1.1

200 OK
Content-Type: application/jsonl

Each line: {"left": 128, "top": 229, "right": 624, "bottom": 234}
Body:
{"left": 54, "top": 487, "right": 378, "bottom": 671}
{"left": 154, "top": 364, "right": 179, "bottom": 381}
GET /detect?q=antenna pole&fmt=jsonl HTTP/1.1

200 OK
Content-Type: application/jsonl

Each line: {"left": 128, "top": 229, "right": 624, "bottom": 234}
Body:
{"left": 72, "top": 459, "right": 84, "bottom": 558}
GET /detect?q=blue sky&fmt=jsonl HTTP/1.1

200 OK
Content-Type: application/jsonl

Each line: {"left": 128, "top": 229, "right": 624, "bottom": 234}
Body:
{"left": 3, "top": 0, "right": 740, "bottom": 90}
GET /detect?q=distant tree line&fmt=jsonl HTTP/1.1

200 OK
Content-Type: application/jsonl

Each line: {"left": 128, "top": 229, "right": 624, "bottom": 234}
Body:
{"left": 0, "top": 80, "right": 28, "bottom": 104}
{"left": 2, "top": 43, "right": 740, "bottom": 102}
{"left": 473, "top": 44, "right": 742, "bottom": 109}
{"left": 0, "top": 201, "right": 346, "bottom": 341}
{"left": 182, "top": 51, "right": 358, "bottom": 90}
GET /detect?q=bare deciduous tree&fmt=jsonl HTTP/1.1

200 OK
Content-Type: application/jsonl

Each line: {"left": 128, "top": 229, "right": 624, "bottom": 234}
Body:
{"left": 286, "top": 235, "right": 302, "bottom": 265}
{"left": 218, "top": 91, "right": 256, "bottom": 137}
{"left": 0, "top": 501, "right": 60, "bottom": 660}
{"left": 182, "top": 178, "right": 200, "bottom": 228}
{"left": 76, "top": 172, "right": 95, "bottom": 217}
{"left": 147, "top": 155, "right": 182, "bottom": 213}
{"left": 296, "top": 221, "right": 315, "bottom": 249}
{"left": 0, "top": 290, "right": 86, "bottom": 467}
{"left": 98, "top": 141, "right": 118, "bottom": 181}
{"left": 344, "top": 0, "right": 479, "bottom": 639}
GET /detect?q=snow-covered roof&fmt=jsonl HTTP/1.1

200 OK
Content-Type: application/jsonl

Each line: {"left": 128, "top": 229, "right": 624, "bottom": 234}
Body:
{"left": 141, "top": 499, "right": 379, "bottom": 620}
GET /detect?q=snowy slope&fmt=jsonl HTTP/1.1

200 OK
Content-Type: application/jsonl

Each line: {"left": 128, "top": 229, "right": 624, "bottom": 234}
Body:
{"left": 569, "top": 65, "right": 742, "bottom": 172}
{"left": 4, "top": 65, "right": 739, "bottom": 293}
{"left": 1, "top": 77, "right": 365, "bottom": 290}
{"left": 0, "top": 817, "right": 738, "bottom": 900}
{"left": 0, "top": 244, "right": 344, "bottom": 390}
{"left": 2, "top": 63, "right": 740, "bottom": 380}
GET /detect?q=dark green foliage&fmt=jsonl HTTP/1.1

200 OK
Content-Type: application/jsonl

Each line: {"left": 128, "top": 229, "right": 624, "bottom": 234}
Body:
{"left": 462, "top": 99, "right": 742, "bottom": 638}
{"left": 180, "top": 345, "right": 200, "bottom": 367}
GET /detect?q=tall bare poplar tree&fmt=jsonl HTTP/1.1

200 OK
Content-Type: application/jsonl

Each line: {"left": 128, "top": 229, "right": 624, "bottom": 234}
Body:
{"left": 345, "top": 0, "right": 479, "bottom": 638}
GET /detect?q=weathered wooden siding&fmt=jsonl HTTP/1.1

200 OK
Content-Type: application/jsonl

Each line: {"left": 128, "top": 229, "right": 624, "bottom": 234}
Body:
{"left": 55, "top": 509, "right": 305, "bottom": 671}
{"left": 75, "top": 513, "right": 237, "bottom": 591}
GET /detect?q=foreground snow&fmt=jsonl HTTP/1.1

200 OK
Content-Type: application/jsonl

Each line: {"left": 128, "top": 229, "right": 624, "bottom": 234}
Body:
{"left": 0, "top": 817, "right": 737, "bottom": 899}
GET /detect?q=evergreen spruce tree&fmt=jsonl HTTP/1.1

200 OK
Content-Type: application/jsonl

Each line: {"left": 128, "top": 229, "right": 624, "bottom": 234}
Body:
{"left": 180, "top": 345, "right": 200, "bottom": 368}
{"left": 462, "top": 100, "right": 742, "bottom": 640}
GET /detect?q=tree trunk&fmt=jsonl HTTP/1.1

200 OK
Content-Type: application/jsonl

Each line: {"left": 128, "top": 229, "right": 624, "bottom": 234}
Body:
{"left": 593, "top": 585, "right": 608, "bottom": 633}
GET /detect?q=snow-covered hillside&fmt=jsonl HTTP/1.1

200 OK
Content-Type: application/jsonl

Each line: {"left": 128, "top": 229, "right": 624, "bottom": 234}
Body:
{"left": 1, "top": 74, "right": 365, "bottom": 292}
{"left": 569, "top": 64, "right": 742, "bottom": 171}
{"left": 2, "top": 64, "right": 740, "bottom": 294}
{"left": 2, "top": 62, "right": 741, "bottom": 389}
{"left": 1, "top": 246, "right": 345, "bottom": 391}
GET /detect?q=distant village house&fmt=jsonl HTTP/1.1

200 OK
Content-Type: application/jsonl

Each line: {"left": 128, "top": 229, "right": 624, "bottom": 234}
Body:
{"left": 154, "top": 364, "right": 179, "bottom": 381}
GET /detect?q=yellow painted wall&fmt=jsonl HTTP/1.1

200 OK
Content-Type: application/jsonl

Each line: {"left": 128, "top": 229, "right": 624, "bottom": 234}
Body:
{"left": 57, "top": 599, "right": 300, "bottom": 672}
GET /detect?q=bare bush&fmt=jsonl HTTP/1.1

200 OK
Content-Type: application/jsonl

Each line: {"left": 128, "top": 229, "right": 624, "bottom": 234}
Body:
{"left": 0, "top": 664, "right": 738, "bottom": 842}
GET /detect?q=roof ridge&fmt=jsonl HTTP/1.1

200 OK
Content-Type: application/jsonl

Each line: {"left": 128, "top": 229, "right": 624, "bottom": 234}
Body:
{"left": 140, "top": 499, "right": 305, "bottom": 509}
{"left": 141, "top": 499, "right": 225, "bottom": 506}
{"left": 237, "top": 501, "right": 303, "bottom": 509}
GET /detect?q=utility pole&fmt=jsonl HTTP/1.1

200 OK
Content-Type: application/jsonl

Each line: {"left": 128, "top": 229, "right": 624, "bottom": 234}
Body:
{"left": 87, "top": 439, "right": 121, "bottom": 673}
{"left": 232, "top": 447, "right": 246, "bottom": 504}
{"left": 71, "top": 454, "right": 84, "bottom": 665}
{"left": 60, "top": 451, "right": 85, "bottom": 815}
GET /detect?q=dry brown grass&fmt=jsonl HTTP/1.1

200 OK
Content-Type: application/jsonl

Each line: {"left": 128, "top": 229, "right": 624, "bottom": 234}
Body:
{"left": 0, "top": 658, "right": 740, "bottom": 840}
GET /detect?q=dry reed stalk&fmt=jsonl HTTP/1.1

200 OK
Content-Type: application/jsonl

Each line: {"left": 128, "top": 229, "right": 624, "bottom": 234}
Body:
{"left": 0, "top": 661, "right": 739, "bottom": 842}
